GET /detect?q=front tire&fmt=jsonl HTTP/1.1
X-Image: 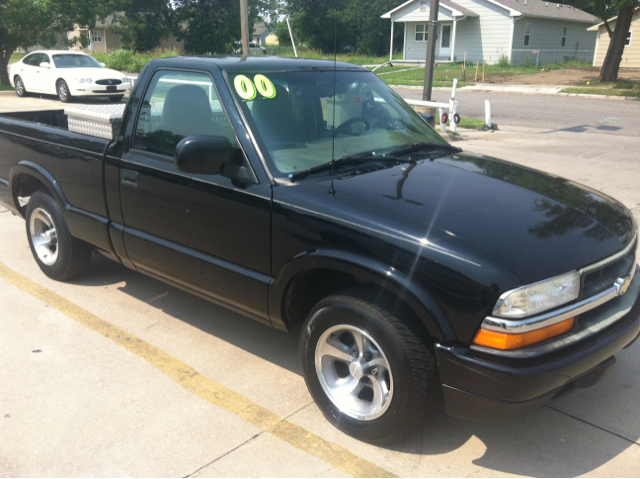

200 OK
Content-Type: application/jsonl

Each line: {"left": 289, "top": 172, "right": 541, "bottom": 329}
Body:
{"left": 300, "top": 291, "right": 440, "bottom": 444}
{"left": 57, "top": 80, "right": 72, "bottom": 103}
{"left": 26, "top": 191, "right": 92, "bottom": 281}
{"left": 14, "top": 76, "right": 28, "bottom": 97}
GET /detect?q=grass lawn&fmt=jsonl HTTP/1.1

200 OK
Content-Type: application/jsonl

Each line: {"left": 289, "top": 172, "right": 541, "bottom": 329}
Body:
{"left": 561, "top": 79, "right": 640, "bottom": 97}
{"left": 9, "top": 52, "right": 25, "bottom": 64}
{"left": 379, "top": 60, "right": 592, "bottom": 86}
{"left": 436, "top": 116, "right": 489, "bottom": 130}
{"left": 0, "top": 85, "right": 15, "bottom": 91}
{"left": 263, "top": 47, "right": 403, "bottom": 65}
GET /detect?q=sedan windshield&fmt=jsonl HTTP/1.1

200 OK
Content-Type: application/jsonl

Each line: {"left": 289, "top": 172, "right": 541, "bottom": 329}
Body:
{"left": 229, "top": 70, "right": 447, "bottom": 177}
{"left": 52, "top": 54, "right": 103, "bottom": 69}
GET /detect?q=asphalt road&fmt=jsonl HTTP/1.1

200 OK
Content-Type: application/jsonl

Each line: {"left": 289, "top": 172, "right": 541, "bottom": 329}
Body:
{"left": 396, "top": 87, "right": 640, "bottom": 137}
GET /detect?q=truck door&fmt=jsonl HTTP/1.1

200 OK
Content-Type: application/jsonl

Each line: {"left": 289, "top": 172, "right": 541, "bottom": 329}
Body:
{"left": 118, "top": 68, "right": 272, "bottom": 322}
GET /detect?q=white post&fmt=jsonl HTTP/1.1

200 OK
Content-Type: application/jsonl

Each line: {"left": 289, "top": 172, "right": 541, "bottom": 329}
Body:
{"left": 438, "top": 107, "right": 447, "bottom": 134}
{"left": 451, "top": 19, "right": 457, "bottom": 62}
{"left": 449, "top": 78, "right": 458, "bottom": 133}
{"left": 389, "top": 19, "right": 394, "bottom": 62}
{"left": 485, "top": 99, "right": 492, "bottom": 129}
{"left": 286, "top": 17, "right": 297, "bottom": 57}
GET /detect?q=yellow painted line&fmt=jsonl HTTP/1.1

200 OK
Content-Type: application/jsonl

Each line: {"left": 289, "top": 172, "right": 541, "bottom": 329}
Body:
{"left": 0, "top": 261, "right": 395, "bottom": 478}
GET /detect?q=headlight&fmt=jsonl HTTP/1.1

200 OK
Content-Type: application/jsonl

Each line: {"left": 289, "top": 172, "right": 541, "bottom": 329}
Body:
{"left": 493, "top": 271, "right": 580, "bottom": 318}
{"left": 77, "top": 78, "right": 86, "bottom": 84}
{"left": 86, "top": 78, "right": 93, "bottom": 83}
{"left": 121, "top": 77, "right": 129, "bottom": 83}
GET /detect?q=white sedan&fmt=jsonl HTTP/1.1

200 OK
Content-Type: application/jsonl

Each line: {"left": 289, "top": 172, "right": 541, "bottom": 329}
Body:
{"left": 9, "top": 50, "right": 131, "bottom": 103}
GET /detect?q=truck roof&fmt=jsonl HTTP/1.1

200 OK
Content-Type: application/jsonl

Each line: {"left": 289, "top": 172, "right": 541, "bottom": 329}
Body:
{"left": 146, "top": 55, "right": 370, "bottom": 73}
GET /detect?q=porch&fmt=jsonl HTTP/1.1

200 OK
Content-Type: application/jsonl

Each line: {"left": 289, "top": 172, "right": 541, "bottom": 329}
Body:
{"left": 382, "top": 0, "right": 478, "bottom": 63}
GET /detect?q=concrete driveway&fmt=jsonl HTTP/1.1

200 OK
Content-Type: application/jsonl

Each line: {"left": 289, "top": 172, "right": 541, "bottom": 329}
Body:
{"left": 1, "top": 95, "right": 640, "bottom": 477}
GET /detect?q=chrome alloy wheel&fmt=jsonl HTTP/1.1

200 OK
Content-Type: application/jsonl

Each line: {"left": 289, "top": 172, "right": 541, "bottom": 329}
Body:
{"left": 315, "top": 325, "right": 393, "bottom": 421}
{"left": 15, "top": 78, "right": 25, "bottom": 95}
{"left": 29, "top": 208, "right": 59, "bottom": 266}
{"left": 58, "top": 82, "right": 68, "bottom": 101}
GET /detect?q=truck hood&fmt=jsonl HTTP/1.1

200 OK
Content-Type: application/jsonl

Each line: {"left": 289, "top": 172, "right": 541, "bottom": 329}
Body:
{"left": 316, "top": 152, "right": 635, "bottom": 284}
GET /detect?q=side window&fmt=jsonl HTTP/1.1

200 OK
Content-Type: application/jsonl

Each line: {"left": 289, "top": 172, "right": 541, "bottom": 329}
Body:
{"left": 561, "top": 26, "right": 567, "bottom": 47}
{"left": 134, "top": 70, "right": 237, "bottom": 158}
{"left": 23, "top": 54, "right": 39, "bottom": 66}
{"left": 524, "top": 23, "right": 531, "bottom": 47}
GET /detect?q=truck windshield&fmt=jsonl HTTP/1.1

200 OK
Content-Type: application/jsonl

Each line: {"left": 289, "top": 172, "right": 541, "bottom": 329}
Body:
{"left": 229, "top": 70, "right": 446, "bottom": 177}
{"left": 52, "top": 54, "right": 103, "bottom": 69}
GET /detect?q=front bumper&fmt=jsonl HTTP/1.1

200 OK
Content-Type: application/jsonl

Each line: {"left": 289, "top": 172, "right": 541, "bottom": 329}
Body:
{"left": 72, "top": 84, "right": 131, "bottom": 96}
{"left": 436, "top": 265, "right": 640, "bottom": 422}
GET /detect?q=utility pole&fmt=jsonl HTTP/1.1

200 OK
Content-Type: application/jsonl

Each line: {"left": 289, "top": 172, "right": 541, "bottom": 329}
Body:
{"left": 240, "top": 0, "right": 250, "bottom": 57}
{"left": 422, "top": 0, "right": 440, "bottom": 101}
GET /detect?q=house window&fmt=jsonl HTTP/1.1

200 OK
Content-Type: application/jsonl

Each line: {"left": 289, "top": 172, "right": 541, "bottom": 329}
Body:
{"left": 415, "top": 24, "right": 428, "bottom": 42}
{"left": 561, "top": 26, "right": 567, "bottom": 47}
{"left": 92, "top": 30, "right": 102, "bottom": 43}
{"left": 626, "top": 31, "right": 632, "bottom": 47}
{"left": 524, "top": 23, "right": 531, "bottom": 46}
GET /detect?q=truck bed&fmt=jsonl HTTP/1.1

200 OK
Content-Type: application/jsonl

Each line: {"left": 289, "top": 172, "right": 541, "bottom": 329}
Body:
{"left": 0, "top": 109, "right": 112, "bottom": 255}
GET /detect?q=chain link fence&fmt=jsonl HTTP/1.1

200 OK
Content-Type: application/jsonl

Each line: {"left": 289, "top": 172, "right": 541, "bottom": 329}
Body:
{"left": 512, "top": 49, "right": 594, "bottom": 66}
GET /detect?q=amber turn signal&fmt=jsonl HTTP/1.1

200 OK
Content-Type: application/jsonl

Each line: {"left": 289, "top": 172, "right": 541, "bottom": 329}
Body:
{"left": 473, "top": 317, "right": 575, "bottom": 350}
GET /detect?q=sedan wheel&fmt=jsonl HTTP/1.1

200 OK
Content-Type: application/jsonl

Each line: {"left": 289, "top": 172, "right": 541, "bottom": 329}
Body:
{"left": 57, "top": 80, "right": 72, "bottom": 103}
{"left": 15, "top": 76, "right": 27, "bottom": 97}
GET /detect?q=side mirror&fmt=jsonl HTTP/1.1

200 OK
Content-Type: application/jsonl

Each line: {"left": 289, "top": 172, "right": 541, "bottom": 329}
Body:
{"left": 174, "top": 136, "right": 241, "bottom": 175}
{"left": 100, "top": 62, "right": 106, "bottom": 67}
{"left": 39, "top": 62, "right": 51, "bottom": 68}
{"left": 421, "top": 113, "right": 436, "bottom": 129}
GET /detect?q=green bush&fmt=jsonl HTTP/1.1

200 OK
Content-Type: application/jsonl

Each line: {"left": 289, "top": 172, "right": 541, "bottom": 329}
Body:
{"left": 497, "top": 54, "right": 510, "bottom": 68}
{"left": 92, "top": 48, "right": 181, "bottom": 73}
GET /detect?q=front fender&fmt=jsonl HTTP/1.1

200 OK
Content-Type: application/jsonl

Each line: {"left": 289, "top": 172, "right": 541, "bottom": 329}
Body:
{"left": 269, "top": 248, "right": 455, "bottom": 341}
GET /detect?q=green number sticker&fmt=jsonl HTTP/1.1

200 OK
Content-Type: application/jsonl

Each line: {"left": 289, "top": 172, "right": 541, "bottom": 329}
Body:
{"left": 234, "top": 75, "right": 256, "bottom": 101}
{"left": 254, "top": 74, "right": 276, "bottom": 99}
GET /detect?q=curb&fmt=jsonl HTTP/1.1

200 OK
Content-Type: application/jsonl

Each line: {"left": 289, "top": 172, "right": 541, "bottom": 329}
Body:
{"left": 389, "top": 84, "right": 640, "bottom": 100}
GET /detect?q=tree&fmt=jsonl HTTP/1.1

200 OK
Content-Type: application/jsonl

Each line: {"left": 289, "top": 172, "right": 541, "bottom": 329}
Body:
{"left": 566, "top": 0, "right": 639, "bottom": 81}
{"left": 285, "top": 0, "right": 356, "bottom": 53}
{"left": 174, "top": 0, "right": 259, "bottom": 54}
{"left": 0, "top": 0, "right": 112, "bottom": 86}
{"left": 596, "top": 0, "right": 638, "bottom": 81}
{"left": 109, "top": 0, "right": 176, "bottom": 52}
{"left": 342, "top": 0, "right": 404, "bottom": 56}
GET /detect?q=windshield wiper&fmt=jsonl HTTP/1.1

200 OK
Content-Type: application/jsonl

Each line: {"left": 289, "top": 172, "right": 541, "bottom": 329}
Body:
{"left": 389, "top": 142, "right": 462, "bottom": 157}
{"left": 288, "top": 154, "right": 414, "bottom": 182}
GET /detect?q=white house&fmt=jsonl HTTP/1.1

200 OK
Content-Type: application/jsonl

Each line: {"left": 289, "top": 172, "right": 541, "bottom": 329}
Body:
{"left": 382, "top": 0, "right": 599, "bottom": 64}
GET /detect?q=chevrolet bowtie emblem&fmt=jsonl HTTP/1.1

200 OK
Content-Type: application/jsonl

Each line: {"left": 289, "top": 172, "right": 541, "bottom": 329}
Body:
{"left": 614, "top": 275, "right": 633, "bottom": 296}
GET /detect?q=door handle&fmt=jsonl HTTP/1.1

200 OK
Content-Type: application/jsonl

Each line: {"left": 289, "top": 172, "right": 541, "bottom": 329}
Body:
{"left": 121, "top": 169, "right": 138, "bottom": 187}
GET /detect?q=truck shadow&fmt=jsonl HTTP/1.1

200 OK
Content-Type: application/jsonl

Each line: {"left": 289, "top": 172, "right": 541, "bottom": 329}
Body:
{"left": 77, "top": 254, "right": 640, "bottom": 477}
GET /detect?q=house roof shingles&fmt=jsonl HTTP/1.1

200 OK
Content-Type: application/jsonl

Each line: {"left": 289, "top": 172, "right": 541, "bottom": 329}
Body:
{"left": 496, "top": 0, "right": 599, "bottom": 23}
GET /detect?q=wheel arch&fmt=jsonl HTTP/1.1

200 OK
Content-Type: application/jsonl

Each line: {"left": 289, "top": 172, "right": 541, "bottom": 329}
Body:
{"left": 269, "top": 249, "right": 455, "bottom": 343}
{"left": 9, "top": 162, "right": 69, "bottom": 217}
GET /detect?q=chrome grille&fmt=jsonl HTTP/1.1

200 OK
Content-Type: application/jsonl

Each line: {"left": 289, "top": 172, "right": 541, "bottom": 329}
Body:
{"left": 95, "top": 79, "right": 122, "bottom": 85}
{"left": 582, "top": 245, "right": 636, "bottom": 298}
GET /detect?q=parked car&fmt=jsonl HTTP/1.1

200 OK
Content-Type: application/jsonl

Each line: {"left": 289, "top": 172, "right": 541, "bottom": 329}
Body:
{"left": 9, "top": 50, "right": 131, "bottom": 103}
{"left": 233, "top": 42, "right": 267, "bottom": 54}
{"left": 0, "top": 56, "right": 638, "bottom": 444}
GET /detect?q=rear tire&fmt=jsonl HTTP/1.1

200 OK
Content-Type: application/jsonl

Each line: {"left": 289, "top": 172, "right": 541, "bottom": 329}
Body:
{"left": 57, "top": 80, "right": 72, "bottom": 103}
{"left": 108, "top": 95, "right": 124, "bottom": 103}
{"left": 300, "top": 291, "right": 440, "bottom": 444}
{"left": 15, "top": 76, "right": 28, "bottom": 97}
{"left": 25, "top": 191, "right": 92, "bottom": 281}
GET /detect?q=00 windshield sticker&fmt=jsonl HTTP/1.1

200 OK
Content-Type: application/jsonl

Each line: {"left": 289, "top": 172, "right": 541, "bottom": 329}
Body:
{"left": 234, "top": 74, "right": 276, "bottom": 100}
{"left": 234, "top": 75, "right": 256, "bottom": 100}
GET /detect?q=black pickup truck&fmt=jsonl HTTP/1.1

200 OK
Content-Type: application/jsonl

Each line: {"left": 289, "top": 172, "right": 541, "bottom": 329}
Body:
{"left": 1, "top": 56, "right": 639, "bottom": 444}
